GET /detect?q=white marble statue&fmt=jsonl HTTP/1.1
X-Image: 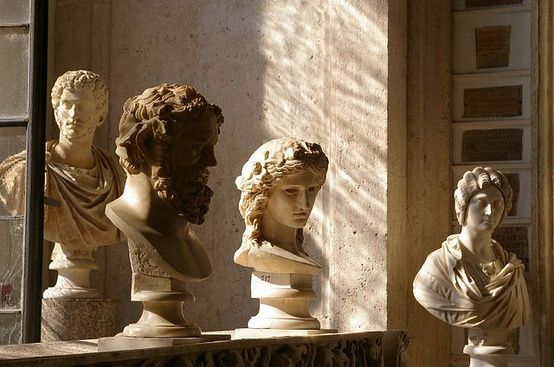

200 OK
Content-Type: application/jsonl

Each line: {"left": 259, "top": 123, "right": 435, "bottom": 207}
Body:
{"left": 234, "top": 138, "right": 329, "bottom": 333}
{"left": 106, "top": 83, "right": 223, "bottom": 338}
{"left": 413, "top": 166, "right": 529, "bottom": 367}
{"left": 234, "top": 137, "right": 328, "bottom": 275}
{"left": 0, "top": 70, "right": 124, "bottom": 299}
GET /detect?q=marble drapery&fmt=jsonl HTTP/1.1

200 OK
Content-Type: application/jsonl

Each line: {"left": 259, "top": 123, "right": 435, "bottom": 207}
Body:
{"left": 0, "top": 141, "right": 124, "bottom": 249}
{"left": 413, "top": 234, "right": 529, "bottom": 330}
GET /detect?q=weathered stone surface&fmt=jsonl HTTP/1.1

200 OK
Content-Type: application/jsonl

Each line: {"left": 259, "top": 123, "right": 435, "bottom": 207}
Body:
{"left": 0, "top": 331, "right": 408, "bottom": 367}
{"left": 98, "top": 334, "right": 230, "bottom": 352}
{"left": 41, "top": 298, "right": 120, "bottom": 341}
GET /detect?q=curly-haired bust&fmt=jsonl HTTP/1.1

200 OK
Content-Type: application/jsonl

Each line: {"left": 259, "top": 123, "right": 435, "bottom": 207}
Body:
{"left": 107, "top": 83, "right": 223, "bottom": 283}
{"left": 0, "top": 70, "right": 124, "bottom": 299}
{"left": 234, "top": 137, "right": 328, "bottom": 274}
{"left": 413, "top": 167, "right": 529, "bottom": 330}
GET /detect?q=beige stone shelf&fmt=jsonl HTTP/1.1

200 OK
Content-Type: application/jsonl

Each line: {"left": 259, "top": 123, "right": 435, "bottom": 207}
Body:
{"left": 0, "top": 331, "right": 407, "bottom": 367}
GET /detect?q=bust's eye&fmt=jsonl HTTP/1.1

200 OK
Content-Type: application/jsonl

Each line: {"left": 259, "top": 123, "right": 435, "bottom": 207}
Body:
{"left": 284, "top": 188, "right": 298, "bottom": 194}
{"left": 476, "top": 199, "right": 486, "bottom": 208}
{"left": 308, "top": 186, "right": 318, "bottom": 193}
{"left": 493, "top": 200, "right": 503, "bottom": 207}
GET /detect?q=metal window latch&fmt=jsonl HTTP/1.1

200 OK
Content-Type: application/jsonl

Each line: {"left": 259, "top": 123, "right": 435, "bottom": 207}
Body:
{"left": 44, "top": 197, "right": 61, "bottom": 207}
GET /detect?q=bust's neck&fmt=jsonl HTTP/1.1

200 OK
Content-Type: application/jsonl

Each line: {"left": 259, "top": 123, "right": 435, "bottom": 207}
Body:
{"left": 51, "top": 133, "right": 95, "bottom": 169}
{"left": 118, "top": 173, "right": 188, "bottom": 233}
{"left": 458, "top": 227, "right": 496, "bottom": 262}
{"left": 261, "top": 211, "right": 299, "bottom": 254}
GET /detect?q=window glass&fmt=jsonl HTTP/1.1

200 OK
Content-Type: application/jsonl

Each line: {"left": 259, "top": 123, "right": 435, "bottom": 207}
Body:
{"left": 0, "top": 0, "right": 30, "bottom": 24}
{"left": 0, "top": 28, "right": 29, "bottom": 119}
{"left": 0, "top": 313, "right": 21, "bottom": 345}
{"left": 0, "top": 126, "right": 26, "bottom": 345}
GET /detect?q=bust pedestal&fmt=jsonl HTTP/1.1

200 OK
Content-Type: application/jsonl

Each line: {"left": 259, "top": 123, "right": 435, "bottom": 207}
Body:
{"left": 41, "top": 298, "right": 119, "bottom": 341}
{"left": 463, "top": 328, "right": 512, "bottom": 367}
{"left": 43, "top": 244, "right": 100, "bottom": 299}
{"left": 122, "top": 273, "right": 200, "bottom": 338}
{"left": 235, "top": 272, "right": 336, "bottom": 339}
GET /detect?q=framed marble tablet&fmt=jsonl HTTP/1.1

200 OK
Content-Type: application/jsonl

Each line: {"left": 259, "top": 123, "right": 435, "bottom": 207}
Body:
{"left": 453, "top": 72, "right": 530, "bottom": 121}
{"left": 453, "top": 7, "right": 530, "bottom": 73}
{"left": 452, "top": 121, "right": 531, "bottom": 164}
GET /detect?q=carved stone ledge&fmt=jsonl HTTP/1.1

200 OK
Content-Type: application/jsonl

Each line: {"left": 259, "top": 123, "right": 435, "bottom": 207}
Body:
{"left": 0, "top": 331, "right": 408, "bottom": 367}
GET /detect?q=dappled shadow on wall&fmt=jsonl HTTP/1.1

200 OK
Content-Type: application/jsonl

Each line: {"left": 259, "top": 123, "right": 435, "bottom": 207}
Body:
{"left": 257, "top": 1, "right": 388, "bottom": 331}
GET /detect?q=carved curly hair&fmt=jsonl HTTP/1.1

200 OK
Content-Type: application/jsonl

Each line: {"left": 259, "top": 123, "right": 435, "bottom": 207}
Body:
{"left": 51, "top": 70, "right": 108, "bottom": 124}
{"left": 115, "top": 83, "right": 223, "bottom": 175}
{"left": 454, "top": 166, "right": 513, "bottom": 226}
{"left": 235, "top": 137, "right": 329, "bottom": 252}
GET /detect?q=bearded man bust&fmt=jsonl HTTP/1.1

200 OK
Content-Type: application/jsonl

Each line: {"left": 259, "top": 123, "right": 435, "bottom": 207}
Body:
{"left": 0, "top": 70, "right": 124, "bottom": 300}
{"left": 105, "top": 83, "right": 223, "bottom": 338}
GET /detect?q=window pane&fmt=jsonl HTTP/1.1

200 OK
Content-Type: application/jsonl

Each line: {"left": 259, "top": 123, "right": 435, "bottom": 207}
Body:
{"left": 0, "top": 0, "right": 30, "bottom": 24}
{"left": 0, "top": 219, "right": 23, "bottom": 311}
{"left": 0, "top": 126, "right": 25, "bottom": 346}
{"left": 0, "top": 313, "right": 21, "bottom": 344}
{"left": 0, "top": 127, "right": 26, "bottom": 217}
{"left": 0, "top": 28, "right": 29, "bottom": 118}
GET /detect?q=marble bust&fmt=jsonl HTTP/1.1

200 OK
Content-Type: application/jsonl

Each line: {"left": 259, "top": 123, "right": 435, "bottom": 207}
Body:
{"left": 413, "top": 167, "right": 529, "bottom": 365}
{"left": 0, "top": 70, "right": 124, "bottom": 299}
{"left": 234, "top": 138, "right": 330, "bottom": 333}
{"left": 106, "top": 83, "right": 223, "bottom": 337}
{"left": 234, "top": 137, "right": 329, "bottom": 275}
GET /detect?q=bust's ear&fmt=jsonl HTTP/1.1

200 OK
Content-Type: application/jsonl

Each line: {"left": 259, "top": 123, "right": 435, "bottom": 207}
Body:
{"left": 136, "top": 117, "right": 169, "bottom": 162}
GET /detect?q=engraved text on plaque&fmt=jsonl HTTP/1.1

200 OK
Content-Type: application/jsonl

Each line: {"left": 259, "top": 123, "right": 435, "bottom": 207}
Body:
{"left": 475, "top": 26, "right": 511, "bottom": 69}
{"left": 461, "top": 128, "right": 523, "bottom": 162}
{"left": 463, "top": 85, "right": 522, "bottom": 119}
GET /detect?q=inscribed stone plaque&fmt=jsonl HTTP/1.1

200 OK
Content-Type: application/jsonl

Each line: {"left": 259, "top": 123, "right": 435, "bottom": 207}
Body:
{"left": 466, "top": 0, "right": 522, "bottom": 8}
{"left": 475, "top": 26, "right": 511, "bottom": 69}
{"left": 493, "top": 226, "right": 529, "bottom": 270}
{"left": 463, "top": 85, "right": 522, "bottom": 118}
{"left": 505, "top": 173, "right": 520, "bottom": 216}
{"left": 461, "top": 129, "right": 523, "bottom": 162}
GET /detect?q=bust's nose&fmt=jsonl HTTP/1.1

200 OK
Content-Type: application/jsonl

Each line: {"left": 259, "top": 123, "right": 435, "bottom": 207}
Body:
{"left": 484, "top": 203, "right": 493, "bottom": 216}
{"left": 296, "top": 189, "right": 310, "bottom": 211}
{"left": 68, "top": 104, "right": 76, "bottom": 118}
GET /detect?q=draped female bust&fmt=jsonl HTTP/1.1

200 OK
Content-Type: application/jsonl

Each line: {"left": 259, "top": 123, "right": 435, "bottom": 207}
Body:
{"left": 413, "top": 167, "right": 529, "bottom": 330}
{"left": 234, "top": 137, "right": 329, "bottom": 275}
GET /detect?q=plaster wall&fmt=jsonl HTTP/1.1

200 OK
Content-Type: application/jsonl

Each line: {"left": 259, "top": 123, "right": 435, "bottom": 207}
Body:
{"left": 51, "top": 0, "right": 407, "bottom": 336}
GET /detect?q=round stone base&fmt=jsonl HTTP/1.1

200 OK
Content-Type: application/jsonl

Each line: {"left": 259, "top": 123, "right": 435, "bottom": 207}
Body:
{"left": 122, "top": 322, "right": 201, "bottom": 338}
{"left": 248, "top": 315, "right": 321, "bottom": 329}
{"left": 41, "top": 298, "right": 120, "bottom": 341}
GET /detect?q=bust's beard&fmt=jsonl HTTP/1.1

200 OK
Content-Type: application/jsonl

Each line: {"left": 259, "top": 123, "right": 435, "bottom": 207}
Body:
{"left": 152, "top": 165, "right": 213, "bottom": 225}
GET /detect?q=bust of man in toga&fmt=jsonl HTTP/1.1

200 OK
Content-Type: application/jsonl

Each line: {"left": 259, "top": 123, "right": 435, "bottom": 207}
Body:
{"left": 413, "top": 167, "right": 529, "bottom": 330}
{"left": 234, "top": 137, "right": 328, "bottom": 275}
{"left": 0, "top": 70, "right": 124, "bottom": 298}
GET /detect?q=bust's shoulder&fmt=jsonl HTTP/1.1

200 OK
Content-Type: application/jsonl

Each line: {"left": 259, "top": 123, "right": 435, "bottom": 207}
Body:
{"left": 417, "top": 235, "right": 461, "bottom": 279}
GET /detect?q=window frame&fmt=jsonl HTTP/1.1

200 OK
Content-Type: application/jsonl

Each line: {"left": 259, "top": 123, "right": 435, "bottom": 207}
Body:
{"left": 0, "top": 0, "right": 48, "bottom": 343}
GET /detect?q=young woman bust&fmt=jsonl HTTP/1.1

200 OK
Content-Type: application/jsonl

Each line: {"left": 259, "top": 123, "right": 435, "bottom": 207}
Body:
{"left": 413, "top": 167, "right": 529, "bottom": 330}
